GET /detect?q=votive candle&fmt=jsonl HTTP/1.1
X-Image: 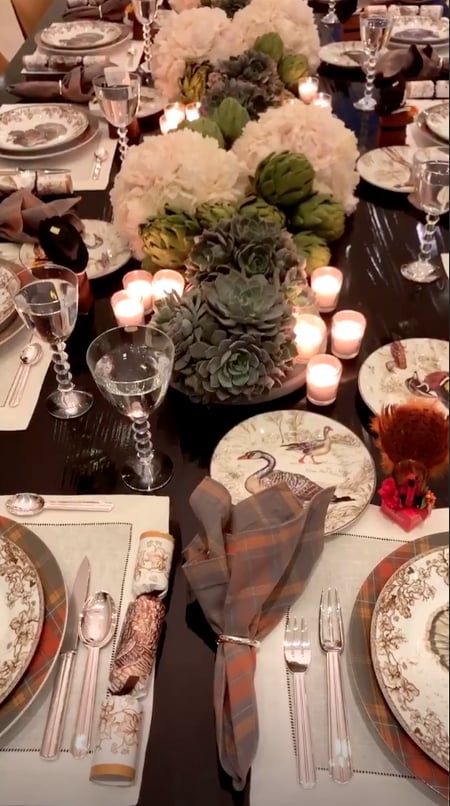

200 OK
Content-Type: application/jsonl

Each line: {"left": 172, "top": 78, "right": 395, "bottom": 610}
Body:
{"left": 185, "top": 102, "right": 201, "bottom": 122}
{"left": 331, "top": 310, "right": 367, "bottom": 359}
{"left": 111, "top": 290, "right": 145, "bottom": 327}
{"left": 164, "top": 103, "right": 186, "bottom": 129}
{"left": 294, "top": 313, "right": 327, "bottom": 361}
{"left": 152, "top": 269, "right": 185, "bottom": 310}
{"left": 123, "top": 270, "right": 153, "bottom": 313}
{"left": 298, "top": 76, "right": 319, "bottom": 104}
{"left": 311, "top": 267, "right": 343, "bottom": 313}
{"left": 159, "top": 114, "right": 172, "bottom": 135}
{"left": 306, "top": 354, "right": 343, "bottom": 406}
{"left": 312, "top": 92, "right": 332, "bottom": 110}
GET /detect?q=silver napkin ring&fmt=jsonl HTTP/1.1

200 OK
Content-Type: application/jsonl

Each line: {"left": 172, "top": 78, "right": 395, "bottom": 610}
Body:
{"left": 217, "top": 634, "right": 260, "bottom": 648}
{"left": 98, "top": 5, "right": 103, "bottom": 17}
{"left": 58, "top": 80, "right": 63, "bottom": 96}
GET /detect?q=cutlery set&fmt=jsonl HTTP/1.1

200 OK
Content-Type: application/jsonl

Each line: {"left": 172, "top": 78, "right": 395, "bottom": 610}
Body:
{"left": 0, "top": 342, "right": 43, "bottom": 409}
{"left": 284, "top": 588, "right": 352, "bottom": 789}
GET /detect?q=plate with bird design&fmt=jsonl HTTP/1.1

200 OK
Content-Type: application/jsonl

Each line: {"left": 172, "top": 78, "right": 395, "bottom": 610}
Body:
{"left": 358, "top": 339, "right": 449, "bottom": 415}
{"left": 210, "top": 410, "right": 376, "bottom": 535}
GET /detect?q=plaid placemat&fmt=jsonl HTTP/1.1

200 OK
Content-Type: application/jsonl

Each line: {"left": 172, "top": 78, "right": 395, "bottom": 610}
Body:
{"left": 349, "top": 531, "right": 449, "bottom": 800}
{"left": 0, "top": 517, "right": 67, "bottom": 737}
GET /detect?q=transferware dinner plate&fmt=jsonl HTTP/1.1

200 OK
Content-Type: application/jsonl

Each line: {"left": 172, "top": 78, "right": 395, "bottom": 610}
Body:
{"left": 423, "top": 102, "right": 450, "bottom": 144}
{"left": 20, "top": 220, "right": 131, "bottom": 281}
{"left": 357, "top": 146, "right": 417, "bottom": 193}
{"left": 0, "top": 105, "right": 89, "bottom": 153}
{"left": 0, "top": 266, "right": 20, "bottom": 334}
{"left": 0, "top": 536, "right": 44, "bottom": 706}
{"left": 391, "top": 15, "right": 449, "bottom": 44}
{"left": 210, "top": 410, "right": 376, "bottom": 535}
{"left": 35, "top": 25, "right": 131, "bottom": 57}
{"left": 0, "top": 115, "right": 99, "bottom": 162}
{"left": 371, "top": 546, "right": 449, "bottom": 770}
{"left": 319, "top": 41, "right": 366, "bottom": 68}
{"left": 358, "top": 338, "right": 449, "bottom": 415}
{"left": 40, "top": 21, "right": 123, "bottom": 50}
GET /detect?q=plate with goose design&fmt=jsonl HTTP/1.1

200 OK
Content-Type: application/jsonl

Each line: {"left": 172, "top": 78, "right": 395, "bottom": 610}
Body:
{"left": 210, "top": 411, "right": 376, "bottom": 535}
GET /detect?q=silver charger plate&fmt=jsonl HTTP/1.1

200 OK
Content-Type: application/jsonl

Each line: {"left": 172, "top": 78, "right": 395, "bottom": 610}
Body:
{"left": 391, "top": 15, "right": 449, "bottom": 44}
{"left": 0, "top": 105, "right": 89, "bottom": 154}
{"left": 40, "top": 21, "right": 123, "bottom": 50}
{"left": 210, "top": 410, "right": 376, "bottom": 535}
{"left": 0, "top": 265, "right": 20, "bottom": 333}
{"left": 0, "top": 114, "right": 99, "bottom": 162}
{"left": 35, "top": 24, "right": 131, "bottom": 56}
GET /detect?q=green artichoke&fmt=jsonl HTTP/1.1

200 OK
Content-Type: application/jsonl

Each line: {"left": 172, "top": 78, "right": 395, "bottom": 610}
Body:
{"left": 179, "top": 62, "right": 211, "bottom": 103}
{"left": 203, "top": 269, "right": 291, "bottom": 335}
{"left": 278, "top": 54, "right": 309, "bottom": 88}
{"left": 253, "top": 32, "right": 285, "bottom": 65}
{"left": 239, "top": 196, "right": 286, "bottom": 228}
{"left": 196, "top": 202, "right": 237, "bottom": 230}
{"left": 140, "top": 209, "right": 201, "bottom": 270}
{"left": 212, "top": 98, "right": 250, "bottom": 143}
{"left": 179, "top": 117, "right": 225, "bottom": 148}
{"left": 293, "top": 231, "right": 332, "bottom": 275}
{"left": 255, "top": 151, "right": 315, "bottom": 208}
{"left": 291, "top": 193, "right": 345, "bottom": 242}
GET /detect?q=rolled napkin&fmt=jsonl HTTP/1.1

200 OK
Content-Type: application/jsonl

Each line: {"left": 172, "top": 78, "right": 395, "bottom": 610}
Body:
{"left": 420, "top": 5, "right": 443, "bottom": 19}
{"left": 183, "top": 477, "right": 335, "bottom": 792}
{"left": 0, "top": 170, "right": 73, "bottom": 197}
{"left": 0, "top": 191, "right": 81, "bottom": 244}
{"left": 90, "top": 696, "right": 142, "bottom": 786}
{"left": 109, "top": 595, "right": 165, "bottom": 697}
{"left": 133, "top": 531, "right": 174, "bottom": 598}
{"left": 9, "top": 63, "right": 107, "bottom": 103}
{"left": 63, "top": 0, "right": 128, "bottom": 21}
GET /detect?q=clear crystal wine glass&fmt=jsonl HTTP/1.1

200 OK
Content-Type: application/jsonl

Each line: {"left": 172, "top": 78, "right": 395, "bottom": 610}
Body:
{"left": 408, "top": 146, "right": 449, "bottom": 207}
{"left": 354, "top": 14, "right": 393, "bottom": 112}
{"left": 401, "top": 160, "right": 449, "bottom": 283}
{"left": 132, "top": 0, "right": 157, "bottom": 66}
{"left": 14, "top": 264, "right": 93, "bottom": 420}
{"left": 87, "top": 325, "right": 175, "bottom": 492}
{"left": 93, "top": 72, "right": 141, "bottom": 162}
{"left": 323, "top": 0, "right": 339, "bottom": 26}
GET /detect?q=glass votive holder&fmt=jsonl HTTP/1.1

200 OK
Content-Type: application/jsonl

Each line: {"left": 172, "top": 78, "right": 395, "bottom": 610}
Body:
{"left": 298, "top": 76, "right": 319, "bottom": 104}
{"left": 294, "top": 313, "right": 327, "bottom": 362}
{"left": 331, "top": 310, "right": 367, "bottom": 359}
{"left": 123, "top": 270, "right": 153, "bottom": 313}
{"left": 307, "top": 354, "right": 343, "bottom": 406}
{"left": 152, "top": 269, "right": 185, "bottom": 310}
{"left": 310, "top": 267, "right": 343, "bottom": 313}
{"left": 164, "top": 102, "right": 186, "bottom": 129}
{"left": 312, "top": 92, "right": 332, "bottom": 110}
{"left": 185, "top": 102, "right": 201, "bottom": 122}
{"left": 159, "top": 114, "right": 172, "bottom": 135}
{"left": 111, "top": 290, "right": 145, "bottom": 327}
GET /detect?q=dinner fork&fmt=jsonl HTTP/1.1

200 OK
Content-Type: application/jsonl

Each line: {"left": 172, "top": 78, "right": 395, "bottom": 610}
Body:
{"left": 284, "top": 615, "right": 316, "bottom": 789}
{"left": 319, "top": 588, "right": 352, "bottom": 784}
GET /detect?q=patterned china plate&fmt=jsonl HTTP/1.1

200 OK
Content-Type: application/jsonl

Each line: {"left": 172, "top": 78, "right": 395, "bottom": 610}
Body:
{"left": 319, "top": 41, "right": 366, "bottom": 68}
{"left": 0, "top": 537, "right": 44, "bottom": 706}
{"left": 357, "top": 146, "right": 416, "bottom": 193}
{"left": 210, "top": 410, "right": 376, "bottom": 535}
{"left": 423, "top": 102, "right": 450, "bottom": 144}
{"left": 0, "top": 266, "right": 20, "bottom": 334}
{"left": 0, "top": 105, "right": 89, "bottom": 153}
{"left": 35, "top": 25, "right": 131, "bottom": 57}
{"left": 0, "top": 115, "right": 99, "bottom": 162}
{"left": 391, "top": 15, "right": 449, "bottom": 44}
{"left": 371, "top": 546, "right": 449, "bottom": 770}
{"left": 358, "top": 338, "right": 449, "bottom": 415}
{"left": 40, "top": 21, "right": 123, "bottom": 50}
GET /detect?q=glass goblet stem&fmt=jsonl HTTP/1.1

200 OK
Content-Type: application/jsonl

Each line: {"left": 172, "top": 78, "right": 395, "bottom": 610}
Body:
{"left": 132, "top": 417, "right": 154, "bottom": 467}
{"left": 419, "top": 213, "right": 439, "bottom": 263}
{"left": 143, "top": 21, "right": 152, "bottom": 62}
{"left": 363, "top": 54, "right": 377, "bottom": 105}
{"left": 51, "top": 341, "right": 75, "bottom": 396}
{"left": 118, "top": 126, "right": 129, "bottom": 162}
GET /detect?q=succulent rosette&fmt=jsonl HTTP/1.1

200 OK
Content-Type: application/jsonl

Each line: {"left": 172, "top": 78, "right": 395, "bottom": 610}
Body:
{"left": 202, "top": 48, "right": 284, "bottom": 119}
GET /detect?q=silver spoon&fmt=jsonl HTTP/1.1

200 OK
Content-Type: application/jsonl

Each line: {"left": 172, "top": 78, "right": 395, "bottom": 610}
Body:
{"left": 71, "top": 592, "right": 117, "bottom": 759}
{"left": 1, "top": 342, "right": 42, "bottom": 409}
{"left": 91, "top": 147, "right": 109, "bottom": 180}
{"left": 5, "top": 493, "right": 114, "bottom": 517}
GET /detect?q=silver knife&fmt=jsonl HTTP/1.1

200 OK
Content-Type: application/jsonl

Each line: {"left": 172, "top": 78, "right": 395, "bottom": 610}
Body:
{"left": 40, "top": 556, "right": 90, "bottom": 761}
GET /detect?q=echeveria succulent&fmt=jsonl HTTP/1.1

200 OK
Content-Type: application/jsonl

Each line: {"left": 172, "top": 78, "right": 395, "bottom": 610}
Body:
{"left": 203, "top": 49, "right": 284, "bottom": 120}
{"left": 203, "top": 269, "right": 291, "bottom": 335}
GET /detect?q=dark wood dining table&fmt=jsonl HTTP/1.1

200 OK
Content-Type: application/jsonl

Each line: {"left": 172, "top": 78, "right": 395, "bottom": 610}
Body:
{"left": 0, "top": 5, "right": 448, "bottom": 805}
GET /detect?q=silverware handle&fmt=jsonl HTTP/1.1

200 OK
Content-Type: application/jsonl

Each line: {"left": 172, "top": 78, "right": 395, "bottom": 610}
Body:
{"left": 44, "top": 501, "right": 114, "bottom": 512}
{"left": 327, "top": 652, "right": 352, "bottom": 784}
{"left": 293, "top": 674, "right": 316, "bottom": 789}
{"left": 9, "top": 364, "right": 31, "bottom": 408}
{"left": 71, "top": 646, "right": 99, "bottom": 758}
{"left": 4, "top": 365, "right": 26, "bottom": 407}
{"left": 40, "top": 651, "right": 76, "bottom": 760}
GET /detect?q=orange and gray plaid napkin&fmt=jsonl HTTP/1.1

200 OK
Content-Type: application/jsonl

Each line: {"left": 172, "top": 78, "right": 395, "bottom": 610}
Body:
{"left": 183, "top": 476, "right": 335, "bottom": 791}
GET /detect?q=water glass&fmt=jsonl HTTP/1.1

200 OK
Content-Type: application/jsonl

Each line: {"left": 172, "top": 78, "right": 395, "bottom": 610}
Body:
{"left": 93, "top": 72, "right": 141, "bottom": 162}
{"left": 409, "top": 146, "right": 449, "bottom": 207}
{"left": 87, "top": 325, "right": 175, "bottom": 492}
{"left": 401, "top": 160, "right": 449, "bottom": 283}
{"left": 354, "top": 14, "right": 393, "bottom": 112}
{"left": 132, "top": 0, "right": 158, "bottom": 65}
{"left": 14, "top": 264, "right": 93, "bottom": 420}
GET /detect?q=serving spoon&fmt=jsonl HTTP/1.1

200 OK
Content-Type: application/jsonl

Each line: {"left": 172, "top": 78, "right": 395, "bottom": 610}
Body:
{"left": 6, "top": 493, "right": 114, "bottom": 517}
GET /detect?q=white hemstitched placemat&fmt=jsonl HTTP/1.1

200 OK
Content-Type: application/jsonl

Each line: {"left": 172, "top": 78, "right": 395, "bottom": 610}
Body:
{"left": 0, "top": 330, "right": 51, "bottom": 430}
{"left": 0, "top": 494, "right": 169, "bottom": 806}
{"left": 251, "top": 505, "right": 448, "bottom": 806}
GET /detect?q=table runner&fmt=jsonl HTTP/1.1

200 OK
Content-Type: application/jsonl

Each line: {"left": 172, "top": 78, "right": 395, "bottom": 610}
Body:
{"left": 250, "top": 505, "right": 448, "bottom": 806}
{"left": 0, "top": 494, "right": 169, "bottom": 806}
{"left": 0, "top": 329, "right": 51, "bottom": 431}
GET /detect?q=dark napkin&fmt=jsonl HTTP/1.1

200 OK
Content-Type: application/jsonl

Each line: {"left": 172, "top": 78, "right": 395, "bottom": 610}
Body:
{"left": 183, "top": 477, "right": 335, "bottom": 791}
{"left": 0, "top": 191, "right": 81, "bottom": 244}
{"left": 38, "top": 216, "right": 88, "bottom": 271}
{"left": 8, "top": 64, "right": 107, "bottom": 103}
{"left": 63, "top": 0, "right": 129, "bottom": 21}
{"left": 375, "top": 45, "right": 449, "bottom": 114}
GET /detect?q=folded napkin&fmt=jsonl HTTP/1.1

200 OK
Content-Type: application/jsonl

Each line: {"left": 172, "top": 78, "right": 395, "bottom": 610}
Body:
{"left": 0, "top": 191, "right": 81, "bottom": 244}
{"left": 9, "top": 63, "right": 107, "bottom": 103}
{"left": 375, "top": 45, "right": 450, "bottom": 114}
{"left": 63, "top": 0, "right": 128, "bottom": 21}
{"left": 183, "top": 477, "right": 335, "bottom": 791}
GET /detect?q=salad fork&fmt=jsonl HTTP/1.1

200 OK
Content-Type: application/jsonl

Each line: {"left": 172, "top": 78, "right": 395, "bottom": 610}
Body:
{"left": 284, "top": 615, "right": 316, "bottom": 789}
{"left": 319, "top": 588, "right": 352, "bottom": 784}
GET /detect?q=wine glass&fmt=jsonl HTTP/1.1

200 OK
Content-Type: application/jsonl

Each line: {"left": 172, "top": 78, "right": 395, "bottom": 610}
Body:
{"left": 401, "top": 160, "right": 449, "bottom": 283}
{"left": 354, "top": 14, "right": 393, "bottom": 112}
{"left": 87, "top": 325, "right": 175, "bottom": 492}
{"left": 408, "top": 146, "right": 449, "bottom": 208}
{"left": 322, "top": 0, "right": 339, "bottom": 26}
{"left": 93, "top": 72, "right": 141, "bottom": 162}
{"left": 132, "top": 0, "right": 158, "bottom": 67}
{"left": 14, "top": 264, "right": 93, "bottom": 420}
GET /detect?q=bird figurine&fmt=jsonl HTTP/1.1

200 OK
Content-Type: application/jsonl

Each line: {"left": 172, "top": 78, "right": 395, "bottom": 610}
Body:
{"left": 372, "top": 399, "right": 449, "bottom": 531}
{"left": 406, "top": 370, "right": 449, "bottom": 409}
{"left": 238, "top": 450, "right": 354, "bottom": 507}
{"left": 282, "top": 426, "right": 334, "bottom": 464}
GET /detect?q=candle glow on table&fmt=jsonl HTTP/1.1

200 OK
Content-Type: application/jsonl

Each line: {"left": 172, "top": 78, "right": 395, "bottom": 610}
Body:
{"left": 312, "top": 92, "right": 332, "bottom": 110}
{"left": 298, "top": 76, "right": 319, "bottom": 104}
{"left": 331, "top": 310, "right": 367, "bottom": 359}
{"left": 152, "top": 270, "right": 185, "bottom": 309}
{"left": 111, "top": 290, "right": 145, "bottom": 327}
{"left": 294, "top": 313, "right": 327, "bottom": 361}
{"left": 185, "top": 102, "right": 201, "bottom": 122}
{"left": 159, "top": 114, "right": 173, "bottom": 135}
{"left": 164, "top": 103, "right": 186, "bottom": 129}
{"left": 311, "top": 266, "right": 343, "bottom": 313}
{"left": 306, "top": 354, "right": 343, "bottom": 406}
{"left": 123, "top": 270, "right": 153, "bottom": 312}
